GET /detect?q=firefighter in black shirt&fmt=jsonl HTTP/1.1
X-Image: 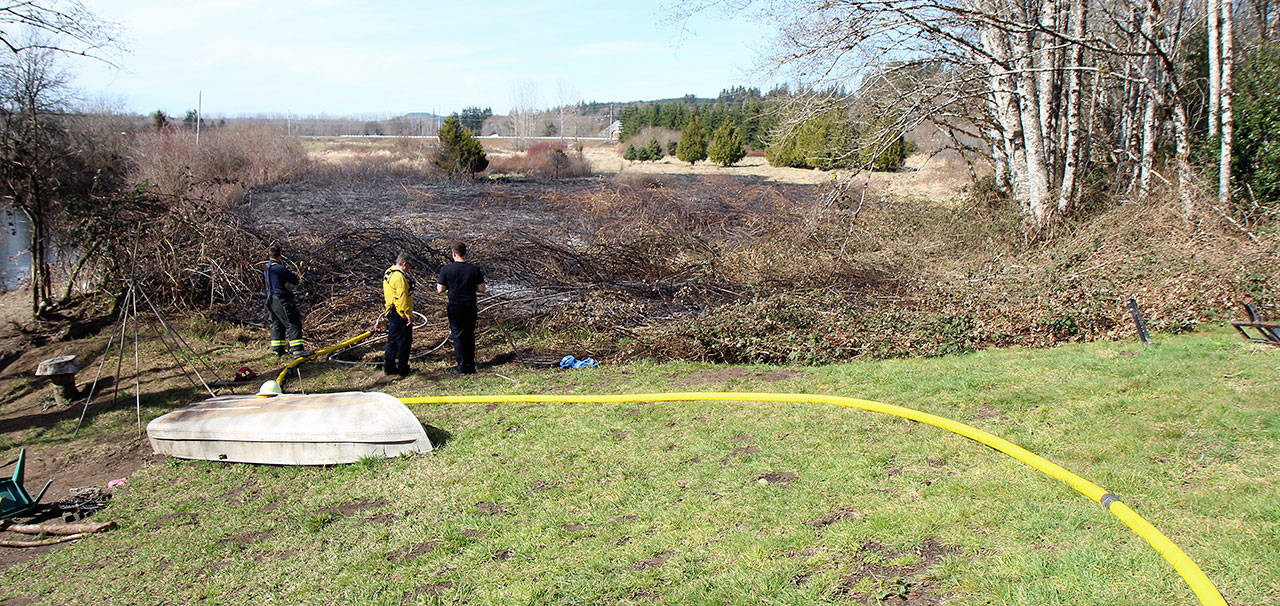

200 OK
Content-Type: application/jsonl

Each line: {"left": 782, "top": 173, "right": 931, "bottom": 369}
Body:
{"left": 263, "top": 244, "right": 310, "bottom": 357}
{"left": 436, "top": 241, "right": 486, "bottom": 374}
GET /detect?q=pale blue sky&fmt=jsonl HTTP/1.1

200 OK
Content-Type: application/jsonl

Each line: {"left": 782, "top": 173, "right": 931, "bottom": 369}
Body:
{"left": 71, "top": 1, "right": 777, "bottom": 117}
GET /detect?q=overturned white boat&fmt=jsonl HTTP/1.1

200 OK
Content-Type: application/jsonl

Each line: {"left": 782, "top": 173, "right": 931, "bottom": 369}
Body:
{"left": 146, "top": 391, "right": 432, "bottom": 465}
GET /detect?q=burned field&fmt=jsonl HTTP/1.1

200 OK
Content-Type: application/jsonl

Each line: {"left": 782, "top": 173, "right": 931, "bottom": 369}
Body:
{"left": 217, "top": 162, "right": 1269, "bottom": 367}
{"left": 233, "top": 171, "right": 890, "bottom": 365}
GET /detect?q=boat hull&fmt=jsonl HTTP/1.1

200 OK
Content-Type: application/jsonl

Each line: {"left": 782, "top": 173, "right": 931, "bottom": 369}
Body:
{"left": 146, "top": 391, "right": 432, "bottom": 465}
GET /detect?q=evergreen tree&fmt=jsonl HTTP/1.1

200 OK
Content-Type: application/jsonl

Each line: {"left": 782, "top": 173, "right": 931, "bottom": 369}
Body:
{"left": 624, "top": 144, "right": 638, "bottom": 161}
{"left": 458, "top": 107, "right": 492, "bottom": 134}
{"left": 765, "top": 109, "right": 855, "bottom": 169}
{"left": 708, "top": 122, "right": 746, "bottom": 166}
{"left": 666, "top": 140, "right": 678, "bottom": 156}
{"left": 646, "top": 138, "right": 663, "bottom": 159}
{"left": 676, "top": 115, "right": 708, "bottom": 165}
{"left": 433, "top": 115, "right": 488, "bottom": 175}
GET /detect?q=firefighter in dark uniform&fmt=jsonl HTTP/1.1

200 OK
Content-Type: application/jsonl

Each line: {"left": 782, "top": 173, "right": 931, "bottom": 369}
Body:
{"left": 264, "top": 244, "right": 310, "bottom": 357}
{"left": 436, "top": 241, "right": 486, "bottom": 374}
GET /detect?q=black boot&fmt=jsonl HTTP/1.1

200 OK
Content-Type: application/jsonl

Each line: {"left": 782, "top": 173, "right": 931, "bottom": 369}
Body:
{"left": 290, "top": 347, "right": 315, "bottom": 358}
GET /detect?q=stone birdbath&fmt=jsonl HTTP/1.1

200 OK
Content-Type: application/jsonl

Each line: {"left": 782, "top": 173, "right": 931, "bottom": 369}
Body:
{"left": 36, "top": 354, "right": 82, "bottom": 406}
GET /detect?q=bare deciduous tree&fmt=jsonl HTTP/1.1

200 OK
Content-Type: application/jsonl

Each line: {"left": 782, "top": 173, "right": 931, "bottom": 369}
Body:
{"left": 0, "top": 1, "right": 117, "bottom": 60}
{"left": 683, "top": 0, "right": 1224, "bottom": 231}
{"left": 510, "top": 81, "right": 539, "bottom": 151}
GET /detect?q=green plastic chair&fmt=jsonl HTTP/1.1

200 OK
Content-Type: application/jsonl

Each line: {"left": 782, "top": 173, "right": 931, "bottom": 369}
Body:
{"left": 1, "top": 449, "right": 52, "bottom": 519}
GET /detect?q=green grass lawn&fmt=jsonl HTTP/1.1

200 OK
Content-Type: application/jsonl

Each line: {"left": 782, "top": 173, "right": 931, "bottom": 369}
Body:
{"left": 2, "top": 329, "right": 1277, "bottom": 604}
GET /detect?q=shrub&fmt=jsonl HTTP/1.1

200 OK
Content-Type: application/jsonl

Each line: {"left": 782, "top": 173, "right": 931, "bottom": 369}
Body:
{"left": 856, "top": 112, "right": 909, "bottom": 171}
{"left": 624, "top": 144, "right": 638, "bottom": 161}
{"left": 646, "top": 138, "right": 663, "bottom": 160}
{"left": 667, "top": 140, "right": 678, "bottom": 156}
{"left": 488, "top": 142, "right": 590, "bottom": 178}
{"left": 765, "top": 109, "right": 855, "bottom": 170}
{"left": 708, "top": 122, "right": 746, "bottom": 167}
{"left": 676, "top": 115, "right": 708, "bottom": 164}
{"left": 1232, "top": 43, "right": 1280, "bottom": 213}
{"left": 130, "top": 124, "right": 309, "bottom": 206}
{"left": 433, "top": 115, "right": 488, "bottom": 175}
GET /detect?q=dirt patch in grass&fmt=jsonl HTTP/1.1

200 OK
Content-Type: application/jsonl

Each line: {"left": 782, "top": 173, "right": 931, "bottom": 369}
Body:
{"left": 261, "top": 548, "right": 297, "bottom": 562}
{"left": 217, "top": 530, "right": 272, "bottom": 549}
{"left": 632, "top": 551, "right": 670, "bottom": 570}
{"left": 222, "top": 483, "right": 261, "bottom": 504}
{"left": 363, "top": 513, "right": 397, "bottom": 524}
{"left": 476, "top": 501, "right": 509, "bottom": 515}
{"left": 729, "top": 445, "right": 759, "bottom": 457}
{"left": 561, "top": 523, "right": 588, "bottom": 532}
{"left": 834, "top": 538, "right": 959, "bottom": 604}
{"left": 610, "top": 513, "right": 637, "bottom": 524}
{"left": 492, "top": 549, "right": 513, "bottom": 561}
{"left": 972, "top": 406, "right": 1004, "bottom": 420}
{"left": 387, "top": 540, "right": 441, "bottom": 563}
{"left": 461, "top": 528, "right": 484, "bottom": 537}
{"left": 2, "top": 431, "right": 157, "bottom": 503}
{"left": 806, "top": 506, "right": 862, "bottom": 528}
{"left": 730, "top": 434, "right": 756, "bottom": 443}
{"left": 404, "top": 582, "right": 454, "bottom": 599}
{"left": 314, "top": 497, "right": 387, "bottom": 517}
{"left": 756, "top": 471, "right": 797, "bottom": 485}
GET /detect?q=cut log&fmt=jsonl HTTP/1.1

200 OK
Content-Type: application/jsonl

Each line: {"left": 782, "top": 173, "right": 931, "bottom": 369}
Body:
{"left": 0, "top": 520, "right": 116, "bottom": 536}
{"left": 0, "top": 533, "right": 85, "bottom": 547}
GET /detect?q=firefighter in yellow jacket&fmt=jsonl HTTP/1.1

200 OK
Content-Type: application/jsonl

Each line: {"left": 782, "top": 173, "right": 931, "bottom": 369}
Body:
{"left": 382, "top": 252, "right": 415, "bottom": 376}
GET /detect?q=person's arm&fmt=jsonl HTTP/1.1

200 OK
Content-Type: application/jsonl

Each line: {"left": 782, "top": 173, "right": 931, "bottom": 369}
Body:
{"left": 436, "top": 283, "right": 445, "bottom": 294}
{"left": 476, "top": 269, "right": 486, "bottom": 295}
{"left": 282, "top": 265, "right": 300, "bottom": 287}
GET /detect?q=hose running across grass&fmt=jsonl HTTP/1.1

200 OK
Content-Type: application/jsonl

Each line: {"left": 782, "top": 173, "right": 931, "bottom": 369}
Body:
{"left": 400, "top": 391, "right": 1227, "bottom": 606}
{"left": 275, "top": 331, "right": 374, "bottom": 388}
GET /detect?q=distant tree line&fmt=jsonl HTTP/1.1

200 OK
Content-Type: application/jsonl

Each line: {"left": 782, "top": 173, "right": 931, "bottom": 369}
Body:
{"left": 618, "top": 86, "right": 789, "bottom": 149}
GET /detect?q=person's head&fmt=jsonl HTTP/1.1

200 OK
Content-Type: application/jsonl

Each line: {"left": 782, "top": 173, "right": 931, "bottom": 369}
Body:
{"left": 395, "top": 251, "right": 412, "bottom": 270}
{"left": 268, "top": 244, "right": 281, "bottom": 260}
{"left": 451, "top": 241, "right": 467, "bottom": 261}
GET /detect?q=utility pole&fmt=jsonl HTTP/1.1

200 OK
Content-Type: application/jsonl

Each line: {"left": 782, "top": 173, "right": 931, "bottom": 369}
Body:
{"left": 196, "top": 91, "right": 202, "bottom": 145}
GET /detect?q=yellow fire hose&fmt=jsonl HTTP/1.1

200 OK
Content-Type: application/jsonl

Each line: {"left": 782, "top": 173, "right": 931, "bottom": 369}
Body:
{"left": 400, "top": 391, "right": 1227, "bottom": 605}
{"left": 275, "top": 331, "right": 374, "bottom": 388}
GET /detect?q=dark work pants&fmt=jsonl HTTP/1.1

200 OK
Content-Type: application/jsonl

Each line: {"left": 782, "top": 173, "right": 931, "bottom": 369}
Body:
{"left": 384, "top": 309, "right": 412, "bottom": 374}
{"left": 447, "top": 302, "right": 477, "bottom": 373}
{"left": 267, "top": 295, "right": 303, "bottom": 351}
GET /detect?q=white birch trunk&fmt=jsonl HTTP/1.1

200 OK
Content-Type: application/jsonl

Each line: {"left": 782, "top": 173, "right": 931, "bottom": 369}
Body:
{"left": 1057, "top": 0, "right": 1088, "bottom": 213}
{"left": 1038, "top": 0, "right": 1058, "bottom": 167}
{"left": 1136, "top": 0, "right": 1161, "bottom": 198}
{"left": 1013, "top": 30, "right": 1052, "bottom": 229}
{"left": 983, "top": 22, "right": 1026, "bottom": 197}
{"left": 1173, "top": 99, "right": 1196, "bottom": 215}
{"left": 1137, "top": 84, "right": 1161, "bottom": 198}
{"left": 1208, "top": 0, "right": 1221, "bottom": 139}
{"left": 1220, "top": 0, "right": 1234, "bottom": 206}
